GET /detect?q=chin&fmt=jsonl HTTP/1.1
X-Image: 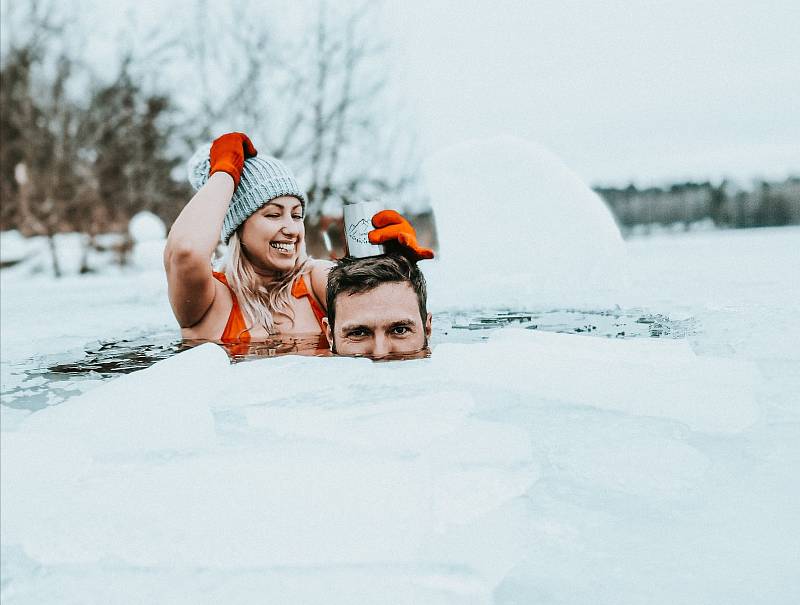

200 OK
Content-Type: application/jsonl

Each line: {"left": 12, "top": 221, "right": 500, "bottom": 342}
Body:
{"left": 269, "top": 255, "right": 298, "bottom": 271}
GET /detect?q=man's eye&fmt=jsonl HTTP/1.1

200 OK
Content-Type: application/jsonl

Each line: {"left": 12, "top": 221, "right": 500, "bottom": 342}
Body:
{"left": 346, "top": 329, "right": 368, "bottom": 338}
{"left": 391, "top": 326, "right": 410, "bottom": 335}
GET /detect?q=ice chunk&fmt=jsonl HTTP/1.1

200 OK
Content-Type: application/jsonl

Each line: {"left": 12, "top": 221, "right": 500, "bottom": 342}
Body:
{"left": 0, "top": 562, "right": 490, "bottom": 605}
{"left": 6, "top": 444, "right": 432, "bottom": 568}
{"left": 0, "top": 432, "right": 93, "bottom": 547}
{"left": 17, "top": 343, "right": 228, "bottom": 456}
{"left": 244, "top": 390, "right": 476, "bottom": 454}
{"left": 0, "top": 402, "right": 31, "bottom": 432}
{"left": 431, "top": 329, "right": 760, "bottom": 434}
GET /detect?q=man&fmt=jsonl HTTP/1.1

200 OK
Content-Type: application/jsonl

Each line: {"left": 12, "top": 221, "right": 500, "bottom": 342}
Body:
{"left": 323, "top": 254, "right": 432, "bottom": 359}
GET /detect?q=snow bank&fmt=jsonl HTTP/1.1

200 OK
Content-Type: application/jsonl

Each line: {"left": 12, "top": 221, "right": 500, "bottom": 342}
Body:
{"left": 422, "top": 137, "right": 628, "bottom": 310}
{"left": 0, "top": 230, "right": 29, "bottom": 264}
{"left": 0, "top": 233, "right": 94, "bottom": 276}
{"left": 0, "top": 223, "right": 166, "bottom": 276}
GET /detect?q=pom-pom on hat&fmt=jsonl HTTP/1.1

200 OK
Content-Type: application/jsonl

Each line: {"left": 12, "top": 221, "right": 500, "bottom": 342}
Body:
{"left": 187, "top": 143, "right": 307, "bottom": 244}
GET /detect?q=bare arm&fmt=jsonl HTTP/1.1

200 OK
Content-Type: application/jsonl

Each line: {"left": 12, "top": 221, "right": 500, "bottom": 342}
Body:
{"left": 164, "top": 172, "right": 234, "bottom": 327}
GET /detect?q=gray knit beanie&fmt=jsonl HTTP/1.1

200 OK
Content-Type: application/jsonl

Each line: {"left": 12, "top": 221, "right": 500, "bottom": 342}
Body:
{"left": 187, "top": 143, "right": 307, "bottom": 244}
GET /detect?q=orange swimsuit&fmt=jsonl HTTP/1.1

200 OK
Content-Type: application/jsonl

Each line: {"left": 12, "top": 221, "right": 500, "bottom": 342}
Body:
{"left": 212, "top": 271, "right": 326, "bottom": 343}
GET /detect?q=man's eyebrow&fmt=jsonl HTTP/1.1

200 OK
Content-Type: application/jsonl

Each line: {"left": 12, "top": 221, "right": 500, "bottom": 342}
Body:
{"left": 388, "top": 319, "right": 416, "bottom": 328}
{"left": 339, "top": 323, "right": 372, "bottom": 333}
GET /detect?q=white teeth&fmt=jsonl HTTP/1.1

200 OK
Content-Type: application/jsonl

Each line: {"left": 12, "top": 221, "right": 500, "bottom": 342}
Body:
{"left": 270, "top": 242, "right": 295, "bottom": 253}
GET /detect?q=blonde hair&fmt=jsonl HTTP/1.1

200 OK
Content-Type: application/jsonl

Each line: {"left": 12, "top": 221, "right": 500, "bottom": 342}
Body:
{"left": 221, "top": 232, "right": 310, "bottom": 335}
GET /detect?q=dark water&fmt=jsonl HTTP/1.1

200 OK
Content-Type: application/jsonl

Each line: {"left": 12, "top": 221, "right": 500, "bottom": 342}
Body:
{"left": 443, "top": 308, "right": 693, "bottom": 340}
{"left": 1, "top": 308, "right": 695, "bottom": 411}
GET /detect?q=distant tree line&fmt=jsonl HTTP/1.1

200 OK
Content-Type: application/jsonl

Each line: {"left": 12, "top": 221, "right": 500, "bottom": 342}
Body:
{"left": 595, "top": 177, "right": 800, "bottom": 236}
{"left": 0, "top": 2, "right": 196, "bottom": 274}
{"left": 0, "top": 1, "right": 424, "bottom": 275}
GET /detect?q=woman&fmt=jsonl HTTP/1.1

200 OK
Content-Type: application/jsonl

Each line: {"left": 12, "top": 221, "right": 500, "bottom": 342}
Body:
{"left": 164, "top": 132, "right": 432, "bottom": 343}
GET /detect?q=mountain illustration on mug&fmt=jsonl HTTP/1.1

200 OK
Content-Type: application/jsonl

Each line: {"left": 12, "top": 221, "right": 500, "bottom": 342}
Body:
{"left": 347, "top": 218, "right": 371, "bottom": 245}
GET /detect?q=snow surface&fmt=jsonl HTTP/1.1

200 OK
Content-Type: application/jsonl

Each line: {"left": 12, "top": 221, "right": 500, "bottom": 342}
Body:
{"left": 2, "top": 138, "right": 800, "bottom": 603}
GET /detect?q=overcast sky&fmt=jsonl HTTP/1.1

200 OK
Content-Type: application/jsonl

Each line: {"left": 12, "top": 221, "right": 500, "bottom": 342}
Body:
{"left": 6, "top": 0, "right": 799, "bottom": 187}
{"left": 380, "top": 0, "right": 800, "bottom": 186}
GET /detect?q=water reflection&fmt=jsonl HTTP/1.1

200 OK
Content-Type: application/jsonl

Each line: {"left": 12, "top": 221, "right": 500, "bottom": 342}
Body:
{"left": 195, "top": 335, "right": 430, "bottom": 361}
{"left": 199, "top": 334, "right": 333, "bottom": 360}
{"left": 344, "top": 346, "right": 431, "bottom": 362}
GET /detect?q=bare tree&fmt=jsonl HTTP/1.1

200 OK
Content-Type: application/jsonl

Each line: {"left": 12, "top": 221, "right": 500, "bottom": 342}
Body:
{"left": 179, "top": 1, "right": 423, "bottom": 252}
{"left": 1, "top": 0, "right": 425, "bottom": 272}
{"left": 0, "top": 0, "right": 82, "bottom": 275}
{"left": 1, "top": 0, "right": 190, "bottom": 274}
{"left": 180, "top": 0, "right": 276, "bottom": 142}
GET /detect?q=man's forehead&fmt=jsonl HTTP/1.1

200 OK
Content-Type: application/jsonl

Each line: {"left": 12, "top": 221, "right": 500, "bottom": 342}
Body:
{"left": 334, "top": 282, "right": 420, "bottom": 324}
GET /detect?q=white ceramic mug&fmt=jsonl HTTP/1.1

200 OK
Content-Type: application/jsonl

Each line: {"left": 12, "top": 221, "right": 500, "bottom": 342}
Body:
{"left": 343, "top": 200, "right": 385, "bottom": 258}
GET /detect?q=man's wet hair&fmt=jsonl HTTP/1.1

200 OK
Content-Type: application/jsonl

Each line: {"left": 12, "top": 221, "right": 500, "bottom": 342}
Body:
{"left": 326, "top": 254, "right": 428, "bottom": 331}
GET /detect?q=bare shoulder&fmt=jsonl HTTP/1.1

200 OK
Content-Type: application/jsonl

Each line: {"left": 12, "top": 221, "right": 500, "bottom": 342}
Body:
{"left": 307, "top": 258, "right": 335, "bottom": 279}
{"left": 307, "top": 258, "right": 335, "bottom": 310}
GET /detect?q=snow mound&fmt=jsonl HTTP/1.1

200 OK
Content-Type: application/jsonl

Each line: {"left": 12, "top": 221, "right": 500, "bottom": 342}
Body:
{"left": 128, "top": 211, "right": 167, "bottom": 243}
{"left": 422, "top": 136, "right": 628, "bottom": 309}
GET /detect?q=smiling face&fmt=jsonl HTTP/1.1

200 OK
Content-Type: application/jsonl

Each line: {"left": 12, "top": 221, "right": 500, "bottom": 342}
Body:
{"left": 239, "top": 196, "right": 305, "bottom": 273}
{"left": 323, "top": 281, "right": 432, "bottom": 359}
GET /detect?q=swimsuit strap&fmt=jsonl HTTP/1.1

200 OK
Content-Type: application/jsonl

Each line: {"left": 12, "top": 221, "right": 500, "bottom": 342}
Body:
{"left": 212, "top": 271, "right": 251, "bottom": 343}
{"left": 291, "top": 274, "right": 327, "bottom": 332}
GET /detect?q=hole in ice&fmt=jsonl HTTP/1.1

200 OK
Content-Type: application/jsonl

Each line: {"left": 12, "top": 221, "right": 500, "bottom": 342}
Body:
{"left": 1, "top": 308, "right": 695, "bottom": 411}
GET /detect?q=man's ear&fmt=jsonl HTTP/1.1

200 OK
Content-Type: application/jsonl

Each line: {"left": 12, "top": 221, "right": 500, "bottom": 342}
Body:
{"left": 425, "top": 312, "right": 432, "bottom": 338}
{"left": 322, "top": 317, "right": 334, "bottom": 350}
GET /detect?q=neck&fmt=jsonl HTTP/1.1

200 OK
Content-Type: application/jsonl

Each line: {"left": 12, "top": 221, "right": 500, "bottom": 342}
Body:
{"left": 251, "top": 264, "right": 283, "bottom": 285}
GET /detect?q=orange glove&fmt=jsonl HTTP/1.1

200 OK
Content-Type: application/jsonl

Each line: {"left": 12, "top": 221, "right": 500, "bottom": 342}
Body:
{"left": 368, "top": 209, "right": 435, "bottom": 261}
{"left": 209, "top": 132, "right": 257, "bottom": 188}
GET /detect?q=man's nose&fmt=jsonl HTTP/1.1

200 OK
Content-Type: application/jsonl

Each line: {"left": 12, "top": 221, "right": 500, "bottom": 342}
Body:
{"left": 369, "top": 333, "right": 392, "bottom": 359}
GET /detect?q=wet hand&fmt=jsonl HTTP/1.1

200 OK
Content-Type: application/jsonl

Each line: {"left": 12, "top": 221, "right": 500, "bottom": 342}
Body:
{"left": 368, "top": 210, "right": 435, "bottom": 261}
{"left": 209, "top": 132, "right": 257, "bottom": 188}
